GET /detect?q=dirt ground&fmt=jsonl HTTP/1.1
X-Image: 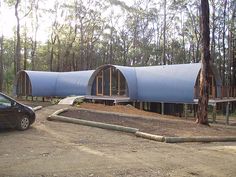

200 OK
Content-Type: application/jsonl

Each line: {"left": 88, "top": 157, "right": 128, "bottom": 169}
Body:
{"left": 61, "top": 109, "right": 236, "bottom": 137}
{"left": 0, "top": 103, "right": 236, "bottom": 177}
{"left": 59, "top": 103, "right": 236, "bottom": 137}
{"left": 79, "top": 103, "right": 236, "bottom": 124}
{"left": 80, "top": 103, "right": 178, "bottom": 118}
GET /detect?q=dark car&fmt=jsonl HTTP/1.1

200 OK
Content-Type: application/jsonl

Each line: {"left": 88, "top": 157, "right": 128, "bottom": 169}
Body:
{"left": 0, "top": 92, "right": 35, "bottom": 130}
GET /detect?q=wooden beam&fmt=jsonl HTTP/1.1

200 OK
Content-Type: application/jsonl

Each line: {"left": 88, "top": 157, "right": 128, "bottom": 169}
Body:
{"left": 184, "top": 104, "right": 187, "bottom": 118}
{"left": 102, "top": 71, "right": 104, "bottom": 95}
{"left": 96, "top": 76, "right": 98, "bottom": 95}
{"left": 161, "top": 102, "right": 164, "bottom": 115}
{"left": 225, "top": 102, "right": 230, "bottom": 125}
{"left": 212, "top": 103, "right": 217, "bottom": 123}
{"left": 118, "top": 70, "right": 120, "bottom": 95}
{"left": 96, "top": 71, "right": 104, "bottom": 96}
{"left": 140, "top": 101, "right": 143, "bottom": 110}
{"left": 110, "top": 67, "right": 112, "bottom": 96}
{"left": 133, "top": 101, "right": 136, "bottom": 107}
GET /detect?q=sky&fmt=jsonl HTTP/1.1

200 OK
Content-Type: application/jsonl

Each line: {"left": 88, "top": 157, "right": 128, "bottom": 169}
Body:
{"left": 0, "top": 2, "right": 16, "bottom": 38}
{"left": 0, "top": 0, "right": 137, "bottom": 42}
{"left": 0, "top": 0, "right": 59, "bottom": 42}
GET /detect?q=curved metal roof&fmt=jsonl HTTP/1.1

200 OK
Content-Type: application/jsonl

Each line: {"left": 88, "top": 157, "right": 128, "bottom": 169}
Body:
{"left": 17, "top": 70, "right": 94, "bottom": 97}
{"left": 17, "top": 63, "right": 222, "bottom": 103}
{"left": 55, "top": 70, "right": 94, "bottom": 96}
{"left": 88, "top": 63, "right": 222, "bottom": 103}
{"left": 135, "top": 63, "right": 202, "bottom": 103}
{"left": 113, "top": 65, "right": 138, "bottom": 99}
{"left": 24, "top": 71, "right": 59, "bottom": 96}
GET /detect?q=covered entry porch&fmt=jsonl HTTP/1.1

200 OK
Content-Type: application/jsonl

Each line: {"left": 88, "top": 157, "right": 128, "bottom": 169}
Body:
{"left": 90, "top": 66, "right": 129, "bottom": 97}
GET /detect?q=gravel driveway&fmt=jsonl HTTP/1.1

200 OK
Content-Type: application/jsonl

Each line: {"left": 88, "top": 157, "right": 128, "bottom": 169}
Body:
{"left": 0, "top": 104, "right": 235, "bottom": 177}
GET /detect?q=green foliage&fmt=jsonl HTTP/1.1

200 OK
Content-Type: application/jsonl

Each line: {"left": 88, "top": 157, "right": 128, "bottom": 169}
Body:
{"left": 4, "top": 0, "right": 16, "bottom": 6}
{"left": 0, "top": 0, "right": 235, "bottom": 100}
{"left": 50, "top": 98, "right": 61, "bottom": 105}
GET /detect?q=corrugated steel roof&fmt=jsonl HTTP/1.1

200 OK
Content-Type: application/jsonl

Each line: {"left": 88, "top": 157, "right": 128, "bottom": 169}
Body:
{"left": 55, "top": 70, "right": 94, "bottom": 96}
{"left": 25, "top": 71, "right": 59, "bottom": 96}
{"left": 135, "top": 63, "right": 201, "bottom": 103}
{"left": 88, "top": 63, "right": 221, "bottom": 103}
{"left": 18, "top": 70, "right": 94, "bottom": 97}
{"left": 17, "top": 63, "right": 222, "bottom": 103}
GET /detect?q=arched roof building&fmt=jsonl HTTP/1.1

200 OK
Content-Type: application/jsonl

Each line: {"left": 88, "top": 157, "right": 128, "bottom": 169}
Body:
{"left": 15, "top": 63, "right": 222, "bottom": 104}
{"left": 87, "top": 63, "right": 222, "bottom": 103}
{"left": 15, "top": 70, "right": 94, "bottom": 97}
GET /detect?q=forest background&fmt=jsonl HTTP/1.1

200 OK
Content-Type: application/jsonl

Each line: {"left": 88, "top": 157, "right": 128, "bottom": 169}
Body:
{"left": 0, "top": 0, "right": 235, "bottom": 94}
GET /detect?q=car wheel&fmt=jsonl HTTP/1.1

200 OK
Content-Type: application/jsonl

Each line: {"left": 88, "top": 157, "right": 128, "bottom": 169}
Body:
{"left": 17, "top": 115, "right": 30, "bottom": 131}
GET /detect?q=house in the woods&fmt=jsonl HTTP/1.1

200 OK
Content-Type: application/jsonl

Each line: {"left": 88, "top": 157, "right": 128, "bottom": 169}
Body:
{"left": 87, "top": 63, "right": 223, "bottom": 102}
{"left": 86, "top": 63, "right": 227, "bottom": 115}
{"left": 15, "top": 70, "right": 94, "bottom": 97}
{"left": 15, "top": 63, "right": 236, "bottom": 116}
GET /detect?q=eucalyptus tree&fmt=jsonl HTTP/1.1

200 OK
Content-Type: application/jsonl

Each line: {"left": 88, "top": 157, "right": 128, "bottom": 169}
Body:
{"left": 185, "top": 0, "right": 201, "bottom": 63}
{"left": 47, "top": 0, "right": 64, "bottom": 71}
{"left": 30, "top": 0, "right": 39, "bottom": 70}
{"left": 162, "top": 0, "right": 166, "bottom": 65}
{"left": 0, "top": 35, "right": 3, "bottom": 92}
{"left": 197, "top": 0, "right": 210, "bottom": 125}
{"left": 15, "top": 0, "right": 32, "bottom": 73}
{"left": 14, "top": 0, "right": 21, "bottom": 74}
{"left": 0, "top": 0, "right": 3, "bottom": 91}
{"left": 209, "top": 0, "right": 216, "bottom": 63}
{"left": 222, "top": 0, "right": 227, "bottom": 85}
{"left": 229, "top": 1, "right": 236, "bottom": 87}
{"left": 1, "top": 38, "right": 15, "bottom": 93}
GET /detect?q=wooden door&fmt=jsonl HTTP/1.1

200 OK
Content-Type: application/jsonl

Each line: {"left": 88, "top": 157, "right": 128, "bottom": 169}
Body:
{"left": 96, "top": 71, "right": 103, "bottom": 96}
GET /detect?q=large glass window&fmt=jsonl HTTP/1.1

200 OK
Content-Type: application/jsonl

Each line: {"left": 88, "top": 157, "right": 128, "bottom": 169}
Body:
{"left": 0, "top": 95, "right": 11, "bottom": 108}
{"left": 92, "top": 66, "right": 128, "bottom": 97}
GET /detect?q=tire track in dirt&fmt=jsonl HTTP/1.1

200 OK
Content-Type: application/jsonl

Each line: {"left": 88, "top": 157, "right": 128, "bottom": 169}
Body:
{"left": 35, "top": 105, "right": 161, "bottom": 174}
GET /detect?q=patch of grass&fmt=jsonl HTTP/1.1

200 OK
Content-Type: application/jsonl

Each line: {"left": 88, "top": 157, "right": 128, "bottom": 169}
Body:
{"left": 50, "top": 98, "right": 61, "bottom": 105}
{"left": 74, "top": 98, "right": 84, "bottom": 107}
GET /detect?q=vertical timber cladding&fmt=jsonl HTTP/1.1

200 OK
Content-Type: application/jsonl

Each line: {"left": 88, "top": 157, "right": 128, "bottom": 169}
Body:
{"left": 17, "top": 72, "right": 32, "bottom": 96}
{"left": 93, "top": 66, "right": 128, "bottom": 97}
{"left": 96, "top": 70, "right": 103, "bottom": 95}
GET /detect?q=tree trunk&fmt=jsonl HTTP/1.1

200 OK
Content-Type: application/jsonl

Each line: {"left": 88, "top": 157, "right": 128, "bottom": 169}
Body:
{"left": 229, "top": 3, "right": 236, "bottom": 86}
{"left": 79, "top": 19, "right": 84, "bottom": 70}
{"left": 56, "top": 36, "right": 61, "bottom": 72}
{"left": 64, "top": 25, "right": 77, "bottom": 71}
{"left": 210, "top": 0, "right": 216, "bottom": 62}
{"left": 50, "top": 46, "right": 54, "bottom": 71}
{"left": 15, "top": 0, "right": 21, "bottom": 75}
{"left": 23, "top": 27, "right": 27, "bottom": 70}
{"left": 197, "top": 0, "right": 211, "bottom": 125}
{"left": 0, "top": 35, "right": 3, "bottom": 92}
{"left": 181, "top": 11, "right": 186, "bottom": 62}
{"left": 217, "top": 33, "right": 223, "bottom": 77}
{"left": 31, "top": 0, "right": 39, "bottom": 71}
{"left": 49, "top": 35, "right": 57, "bottom": 71}
{"left": 31, "top": 39, "right": 37, "bottom": 71}
{"left": 222, "top": 0, "right": 227, "bottom": 85}
{"left": 162, "top": 0, "right": 167, "bottom": 65}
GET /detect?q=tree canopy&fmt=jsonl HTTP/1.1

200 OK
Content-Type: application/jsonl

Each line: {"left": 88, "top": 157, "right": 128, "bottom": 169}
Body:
{"left": 0, "top": 0, "right": 235, "bottom": 94}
